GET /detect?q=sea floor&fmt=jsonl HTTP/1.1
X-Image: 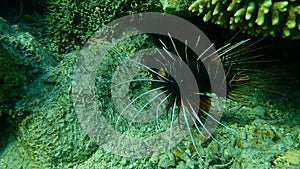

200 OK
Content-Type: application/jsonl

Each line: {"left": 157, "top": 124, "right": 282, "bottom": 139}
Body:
{"left": 0, "top": 72, "right": 299, "bottom": 168}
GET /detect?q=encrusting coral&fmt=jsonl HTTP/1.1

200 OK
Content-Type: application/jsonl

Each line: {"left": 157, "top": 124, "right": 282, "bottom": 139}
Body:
{"left": 188, "top": 0, "right": 300, "bottom": 39}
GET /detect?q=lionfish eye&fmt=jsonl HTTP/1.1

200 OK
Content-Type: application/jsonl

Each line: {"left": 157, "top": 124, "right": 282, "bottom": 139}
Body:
{"left": 157, "top": 68, "right": 167, "bottom": 80}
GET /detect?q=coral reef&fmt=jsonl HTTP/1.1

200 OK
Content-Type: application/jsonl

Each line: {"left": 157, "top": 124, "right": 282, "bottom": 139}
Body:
{"left": 0, "top": 50, "right": 98, "bottom": 168}
{"left": 159, "top": 0, "right": 194, "bottom": 15}
{"left": 71, "top": 96, "right": 299, "bottom": 168}
{"left": 45, "top": 0, "right": 162, "bottom": 53}
{"left": 0, "top": 17, "right": 56, "bottom": 118}
{"left": 0, "top": 32, "right": 153, "bottom": 168}
{"left": 188, "top": 0, "right": 300, "bottom": 39}
{"left": 15, "top": 52, "right": 98, "bottom": 168}
{"left": 0, "top": 0, "right": 299, "bottom": 168}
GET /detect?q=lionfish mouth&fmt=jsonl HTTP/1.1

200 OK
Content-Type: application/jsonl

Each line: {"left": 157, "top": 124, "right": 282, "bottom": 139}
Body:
{"left": 109, "top": 31, "right": 274, "bottom": 159}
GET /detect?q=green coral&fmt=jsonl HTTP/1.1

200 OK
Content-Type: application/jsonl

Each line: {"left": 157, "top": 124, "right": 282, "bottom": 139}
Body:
{"left": 159, "top": 0, "right": 194, "bottom": 15}
{"left": 45, "top": 0, "right": 162, "bottom": 53}
{"left": 188, "top": 0, "right": 300, "bottom": 39}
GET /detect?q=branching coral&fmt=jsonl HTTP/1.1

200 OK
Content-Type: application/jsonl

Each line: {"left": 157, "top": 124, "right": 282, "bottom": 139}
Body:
{"left": 188, "top": 0, "right": 300, "bottom": 39}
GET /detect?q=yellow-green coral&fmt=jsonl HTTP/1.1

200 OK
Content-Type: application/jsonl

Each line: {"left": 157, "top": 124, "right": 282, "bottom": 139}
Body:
{"left": 188, "top": 0, "right": 300, "bottom": 39}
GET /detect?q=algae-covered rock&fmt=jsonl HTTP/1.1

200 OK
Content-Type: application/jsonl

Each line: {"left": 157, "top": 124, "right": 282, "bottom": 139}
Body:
{"left": 15, "top": 51, "right": 97, "bottom": 168}
{"left": 10, "top": 32, "right": 154, "bottom": 168}
{"left": 0, "top": 17, "right": 56, "bottom": 118}
{"left": 188, "top": 0, "right": 300, "bottom": 39}
{"left": 1, "top": 17, "right": 93, "bottom": 168}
